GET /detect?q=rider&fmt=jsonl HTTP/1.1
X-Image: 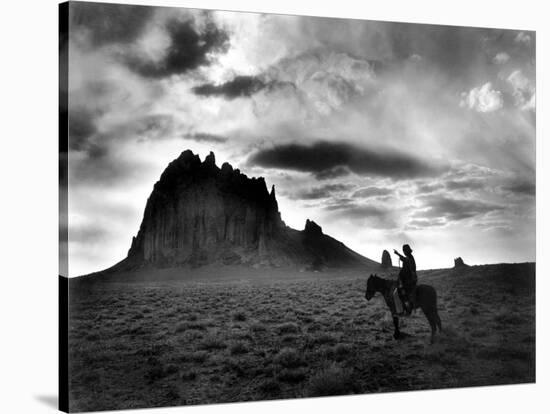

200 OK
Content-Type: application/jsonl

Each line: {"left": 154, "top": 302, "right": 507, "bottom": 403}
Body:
{"left": 393, "top": 244, "right": 417, "bottom": 315}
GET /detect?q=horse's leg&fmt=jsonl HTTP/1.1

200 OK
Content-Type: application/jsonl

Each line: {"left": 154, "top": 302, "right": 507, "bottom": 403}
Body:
{"left": 431, "top": 288, "right": 442, "bottom": 332}
{"left": 421, "top": 307, "right": 437, "bottom": 344}
{"left": 436, "top": 312, "right": 442, "bottom": 332}
{"left": 393, "top": 316, "right": 401, "bottom": 339}
{"left": 428, "top": 314, "right": 437, "bottom": 344}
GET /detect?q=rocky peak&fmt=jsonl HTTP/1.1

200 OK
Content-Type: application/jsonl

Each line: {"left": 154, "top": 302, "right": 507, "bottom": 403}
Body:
{"left": 304, "top": 219, "right": 323, "bottom": 236}
{"left": 104, "top": 149, "right": 379, "bottom": 273}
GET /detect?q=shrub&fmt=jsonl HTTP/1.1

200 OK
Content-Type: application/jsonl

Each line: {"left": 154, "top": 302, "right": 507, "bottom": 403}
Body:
{"left": 313, "top": 333, "right": 338, "bottom": 346}
{"left": 470, "top": 329, "right": 489, "bottom": 338}
{"left": 165, "top": 364, "right": 179, "bottom": 375}
{"left": 175, "top": 321, "right": 207, "bottom": 333}
{"left": 233, "top": 311, "right": 247, "bottom": 322}
{"left": 281, "top": 335, "right": 297, "bottom": 344}
{"left": 277, "top": 322, "right": 300, "bottom": 335}
{"left": 494, "top": 313, "right": 524, "bottom": 325}
{"left": 86, "top": 333, "right": 100, "bottom": 341}
{"left": 180, "top": 329, "right": 204, "bottom": 342}
{"left": 277, "top": 368, "right": 307, "bottom": 383}
{"left": 300, "top": 315, "right": 315, "bottom": 324}
{"left": 145, "top": 365, "right": 165, "bottom": 382}
{"left": 199, "top": 334, "right": 227, "bottom": 350}
{"left": 332, "top": 343, "right": 353, "bottom": 361}
{"left": 180, "top": 369, "right": 197, "bottom": 381}
{"left": 232, "top": 331, "right": 253, "bottom": 341}
{"left": 175, "top": 323, "right": 187, "bottom": 333}
{"left": 165, "top": 386, "right": 180, "bottom": 401}
{"left": 187, "top": 350, "right": 209, "bottom": 363}
{"left": 80, "top": 371, "right": 100, "bottom": 386}
{"left": 225, "top": 358, "right": 246, "bottom": 377}
{"left": 258, "top": 379, "right": 281, "bottom": 394}
{"left": 250, "top": 322, "right": 267, "bottom": 333}
{"left": 306, "top": 364, "right": 354, "bottom": 397}
{"left": 229, "top": 341, "right": 249, "bottom": 355}
{"left": 274, "top": 347, "right": 303, "bottom": 368}
{"left": 307, "top": 323, "right": 322, "bottom": 333}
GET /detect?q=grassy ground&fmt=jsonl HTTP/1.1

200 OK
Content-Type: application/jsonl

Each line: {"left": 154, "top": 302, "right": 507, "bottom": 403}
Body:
{"left": 67, "top": 263, "right": 535, "bottom": 412}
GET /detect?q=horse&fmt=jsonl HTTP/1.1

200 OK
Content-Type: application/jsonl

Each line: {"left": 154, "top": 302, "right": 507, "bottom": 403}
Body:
{"left": 364, "top": 274, "right": 442, "bottom": 343}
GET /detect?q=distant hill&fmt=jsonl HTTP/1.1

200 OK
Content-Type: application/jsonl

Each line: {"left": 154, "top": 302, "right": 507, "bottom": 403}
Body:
{"left": 82, "top": 150, "right": 379, "bottom": 279}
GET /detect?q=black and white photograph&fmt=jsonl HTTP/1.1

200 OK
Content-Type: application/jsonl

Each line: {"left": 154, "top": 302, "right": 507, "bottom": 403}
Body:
{"left": 58, "top": 1, "right": 536, "bottom": 412}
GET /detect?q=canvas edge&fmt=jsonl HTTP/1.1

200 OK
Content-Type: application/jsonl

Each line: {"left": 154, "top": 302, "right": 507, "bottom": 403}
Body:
{"left": 59, "top": 1, "right": 70, "bottom": 412}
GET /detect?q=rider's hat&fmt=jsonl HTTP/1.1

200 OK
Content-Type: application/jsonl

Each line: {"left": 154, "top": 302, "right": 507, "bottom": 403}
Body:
{"left": 403, "top": 244, "right": 412, "bottom": 254}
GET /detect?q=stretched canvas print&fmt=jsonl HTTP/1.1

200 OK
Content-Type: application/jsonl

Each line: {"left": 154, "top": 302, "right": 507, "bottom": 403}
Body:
{"left": 59, "top": 1, "right": 536, "bottom": 412}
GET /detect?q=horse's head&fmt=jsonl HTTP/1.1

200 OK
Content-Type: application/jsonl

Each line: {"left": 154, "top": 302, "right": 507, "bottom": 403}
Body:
{"left": 365, "top": 274, "right": 378, "bottom": 301}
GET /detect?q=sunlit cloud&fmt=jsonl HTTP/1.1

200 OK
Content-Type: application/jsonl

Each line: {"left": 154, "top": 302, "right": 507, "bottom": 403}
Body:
{"left": 460, "top": 82, "right": 503, "bottom": 113}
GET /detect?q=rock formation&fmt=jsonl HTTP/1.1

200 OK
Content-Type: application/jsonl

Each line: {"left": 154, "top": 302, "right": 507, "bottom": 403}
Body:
{"left": 381, "top": 250, "right": 392, "bottom": 268}
{"left": 454, "top": 257, "right": 467, "bottom": 268}
{"left": 106, "top": 150, "right": 379, "bottom": 272}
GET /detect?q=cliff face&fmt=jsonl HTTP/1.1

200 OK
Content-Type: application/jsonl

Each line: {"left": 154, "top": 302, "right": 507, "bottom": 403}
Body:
{"left": 111, "top": 150, "right": 377, "bottom": 271}
{"left": 125, "top": 150, "right": 284, "bottom": 267}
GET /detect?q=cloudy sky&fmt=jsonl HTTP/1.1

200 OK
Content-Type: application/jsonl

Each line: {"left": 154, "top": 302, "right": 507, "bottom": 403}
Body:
{"left": 64, "top": 2, "right": 536, "bottom": 276}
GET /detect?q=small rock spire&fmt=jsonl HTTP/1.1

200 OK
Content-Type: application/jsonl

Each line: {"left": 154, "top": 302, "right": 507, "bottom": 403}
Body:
{"left": 204, "top": 151, "right": 216, "bottom": 168}
{"left": 304, "top": 219, "right": 323, "bottom": 235}
{"left": 381, "top": 250, "right": 392, "bottom": 268}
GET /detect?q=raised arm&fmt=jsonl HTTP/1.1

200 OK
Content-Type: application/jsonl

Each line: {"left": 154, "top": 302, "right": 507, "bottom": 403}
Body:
{"left": 393, "top": 249, "right": 405, "bottom": 260}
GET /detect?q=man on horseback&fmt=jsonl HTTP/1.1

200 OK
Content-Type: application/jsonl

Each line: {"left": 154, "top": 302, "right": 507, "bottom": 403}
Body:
{"left": 364, "top": 272, "right": 442, "bottom": 343}
{"left": 393, "top": 244, "right": 417, "bottom": 315}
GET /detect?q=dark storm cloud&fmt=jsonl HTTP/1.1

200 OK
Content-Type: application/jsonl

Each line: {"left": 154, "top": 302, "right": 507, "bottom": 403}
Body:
{"left": 314, "top": 166, "right": 351, "bottom": 180}
{"left": 325, "top": 203, "right": 385, "bottom": 216}
{"left": 129, "top": 19, "right": 229, "bottom": 79}
{"left": 70, "top": 2, "right": 153, "bottom": 46}
{"left": 70, "top": 3, "right": 230, "bottom": 80}
{"left": 185, "top": 132, "right": 228, "bottom": 143}
{"left": 249, "top": 141, "right": 444, "bottom": 179}
{"left": 292, "top": 184, "right": 353, "bottom": 200}
{"left": 417, "top": 195, "right": 503, "bottom": 222}
{"left": 193, "top": 75, "right": 268, "bottom": 99}
{"left": 501, "top": 181, "right": 536, "bottom": 197}
{"left": 353, "top": 186, "right": 393, "bottom": 198}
